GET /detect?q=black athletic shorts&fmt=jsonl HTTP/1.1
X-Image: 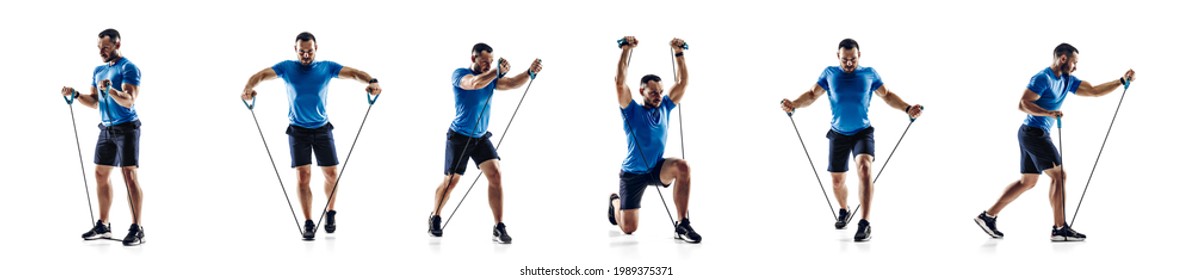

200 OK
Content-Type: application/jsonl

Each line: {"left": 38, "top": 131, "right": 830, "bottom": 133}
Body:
{"left": 94, "top": 120, "right": 141, "bottom": 167}
{"left": 443, "top": 129, "right": 500, "bottom": 175}
{"left": 618, "top": 159, "right": 669, "bottom": 210}
{"left": 826, "top": 126, "right": 875, "bottom": 172}
{"left": 1018, "top": 124, "right": 1062, "bottom": 174}
{"left": 287, "top": 123, "right": 338, "bottom": 168}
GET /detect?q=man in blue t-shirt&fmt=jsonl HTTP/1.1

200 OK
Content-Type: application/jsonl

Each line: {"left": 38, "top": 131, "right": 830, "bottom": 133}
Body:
{"left": 781, "top": 39, "right": 923, "bottom": 242}
{"left": 604, "top": 36, "right": 701, "bottom": 243}
{"left": 240, "top": 32, "right": 382, "bottom": 240}
{"left": 974, "top": 43, "right": 1135, "bottom": 242}
{"left": 63, "top": 29, "right": 148, "bottom": 246}
{"left": 428, "top": 43, "right": 542, "bottom": 244}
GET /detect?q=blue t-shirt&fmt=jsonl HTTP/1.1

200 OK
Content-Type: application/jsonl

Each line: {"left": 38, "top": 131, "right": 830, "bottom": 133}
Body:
{"left": 272, "top": 60, "right": 343, "bottom": 129}
{"left": 449, "top": 68, "right": 498, "bottom": 138}
{"left": 817, "top": 66, "right": 884, "bottom": 135}
{"left": 91, "top": 57, "right": 141, "bottom": 126}
{"left": 1022, "top": 67, "right": 1081, "bottom": 131}
{"left": 621, "top": 96, "right": 676, "bottom": 174}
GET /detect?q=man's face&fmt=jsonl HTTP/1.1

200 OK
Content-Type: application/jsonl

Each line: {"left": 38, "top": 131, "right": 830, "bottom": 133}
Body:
{"left": 639, "top": 81, "right": 664, "bottom": 108}
{"left": 838, "top": 48, "right": 859, "bottom": 73}
{"left": 97, "top": 36, "right": 118, "bottom": 63}
{"left": 295, "top": 40, "right": 317, "bottom": 65}
{"left": 1058, "top": 53, "right": 1079, "bottom": 75}
{"left": 472, "top": 51, "right": 493, "bottom": 72}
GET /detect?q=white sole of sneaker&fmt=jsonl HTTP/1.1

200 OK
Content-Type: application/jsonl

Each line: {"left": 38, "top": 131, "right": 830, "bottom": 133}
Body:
{"left": 973, "top": 217, "right": 1004, "bottom": 239}
{"left": 1050, "top": 236, "right": 1085, "bottom": 242}
{"left": 673, "top": 233, "right": 701, "bottom": 243}
{"left": 83, "top": 232, "right": 112, "bottom": 240}
{"left": 492, "top": 236, "right": 511, "bottom": 244}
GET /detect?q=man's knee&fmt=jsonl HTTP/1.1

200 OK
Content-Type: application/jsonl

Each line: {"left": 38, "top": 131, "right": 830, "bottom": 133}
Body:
{"left": 1044, "top": 167, "right": 1066, "bottom": 182}
{"left": 856, "top": 155, "right": 873, "bottom": 173}
{"left": 296, "top": 165, "right": 313, "bottom": 176}
{"left": 485, "top": 169, "right": 503, "bottom": 185}
{"left": 119, "top": 166, "right": 137, "bottom": 176}
{"left": 620, "top": 224, "right": 637, "bottom": 234}
{"left": 94, "top": 167, "right": 112, "bottom": 180}
{"left": 620, "top": 216, "right": 638, "bottom": 234}
{"left": 442, "top": 174, "right": 462, "bottom": 188}
{"left": 830, "top": 173, "right": 847, "bottom": 187}
{"left": 321, "top": 167, "right": 338, "bottom": 180}
{"left": 1020, "top": 174, "right": 1040, "bottom": 189}
{"left": 673, "top": 159, "right": 690, "bottom": 174}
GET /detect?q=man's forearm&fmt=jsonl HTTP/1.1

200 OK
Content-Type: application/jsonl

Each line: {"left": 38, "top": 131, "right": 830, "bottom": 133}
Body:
{"left": 1019, "top": 100, "right": 1053, "bottom": 117}
{"left": 882, "top": 91, "right": 910, "bottom": 111}
{"left": 1091, "top": 79, "right": 1122, "bottom": 97}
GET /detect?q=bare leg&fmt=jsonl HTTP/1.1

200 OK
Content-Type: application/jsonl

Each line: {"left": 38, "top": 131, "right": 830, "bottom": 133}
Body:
{"left": 658, "top": 158, "right": 691, "bottom": 220}
{"left": 432, "top": 174, "right": 462, "bottom": 216}
{"left": 321, "top": 166, "right": 339, "bottom": 211}
{"left": 830, "top": 172, "right": 848, "bottom": 210}
{"left": 856, "top": 154, "right": 874, "bottom": 220}
{"left": 1043, "top": 165, "right": 1067, "bottom": 228}
{"left": 120, "top": 166, "right": 143, "bottom": 225}
{"left": 479, "top": 159, "right": 504, "bottom": 223}
{"left": 617, "top": 205, "right": 640, "bottom": 235}
{"left": 986, "top": 174, "right": 1041, "bottom": 216}
{"left": 295, "top": 165, "right": 313, "bottom": 220}
{"left": 95, "top": 165, "right": 115, "bottom": 222}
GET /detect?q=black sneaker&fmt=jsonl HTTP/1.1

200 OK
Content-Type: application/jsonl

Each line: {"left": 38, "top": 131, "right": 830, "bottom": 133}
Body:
{"left": 608, "top": 193, "right": 619, "bottom": 226}
{"left": 428, "top": 215, "right": 443, "bottom": 237}
{"left": 122, "top": 224, "right": 144, "bottom": 246}
{"left": 1051, "top": 223, "right": 1086, "bottom": 242}
{"left": 82, "top": 220, "right": 112, "bottom": 240}
{"left": 493, "top": 222, "right": 513, "bottom": 244}
{"left": 854, "top": 219, "right": 872, "bottom": 242}
{"left": 974, "top": 211, "right": 1004, "bottom": 238}
{"left": 835, "top": 208, "right": 851, "bottom": 229}
{"left": 324, "top": 210, "right": 337, "bottom": 233}
{"left": 674, "top": 218, "right": 702, "bottom": 243}
{"left": 302, "top": 220, "right": 316, "bottom": 241}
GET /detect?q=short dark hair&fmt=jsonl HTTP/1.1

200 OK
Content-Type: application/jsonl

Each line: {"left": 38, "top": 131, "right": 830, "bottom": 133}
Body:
{"left": 1053, "top": 43, "right": 1078, "bottom": 59}
{"left": 838, "top": 38, "right": 859, "bottom": 51}
{"left": 98, "top": 29, "right": 121, "bottom": 42}
{"left": 296, "top": 32, "right": 316, "bottom": 43}
{"left": 640, "top": 74, "right": 662, "bottom": 87}
{"left": 472, "top": 43, "right": 493, "bottom": 56}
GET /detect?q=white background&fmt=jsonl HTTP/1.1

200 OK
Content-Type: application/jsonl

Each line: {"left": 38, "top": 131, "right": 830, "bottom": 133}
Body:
{"left": 1, "top": 0, "right": 1188, "bottom": 279}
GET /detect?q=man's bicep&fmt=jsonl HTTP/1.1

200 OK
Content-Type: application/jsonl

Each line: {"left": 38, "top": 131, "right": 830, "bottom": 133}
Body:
{"left": 259, "top": 67, "right": 279, "bottom": 80}
{"left": 1021, "top": 88, "right": 1041, "bottom": 103}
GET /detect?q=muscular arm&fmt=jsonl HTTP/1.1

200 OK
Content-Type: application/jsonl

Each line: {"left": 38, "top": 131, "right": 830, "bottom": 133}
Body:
{"left": 458, "top": 69, "right": 500, "bottom": 91}
{"left": 668, "top": 53, "right": 689, "bottom": 104}
{"left": 874, "top": 85, "right": 910, "bottom": 111}
{"left": 107, "top": 83, "right": 138, "bottom": 108}
{"left": 786, "top": 84, "right": 827, "bottom": 110}
{"left": 70, "top": 86, "right": 101, "bottom": 109}
{"left": 615, "top": 47, "right": 633, "bottom": 108}
{"left": 496, "top": 71, "right": 531, "bottom": 90}
{"left": 1074, "top": 80, "right": 1122, "bottom": 97}
{"left": 337, "top": 66, "right": 374, "bottom": 83}
{"left": 1019, "top": 89, "right": 1055, "bottom": 117}
{"left": 243, "top": 67, "right": 279, "bottom": 93}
